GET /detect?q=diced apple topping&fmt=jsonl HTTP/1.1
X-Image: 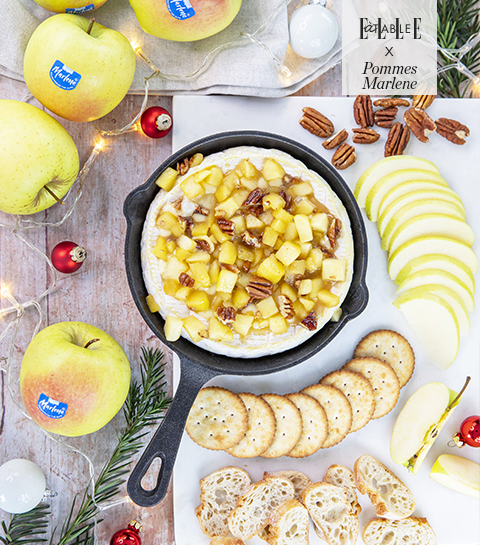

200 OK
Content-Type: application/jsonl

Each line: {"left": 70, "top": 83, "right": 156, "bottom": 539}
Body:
{"left": 152, "top": 156, "right": 349, "bottom": 344}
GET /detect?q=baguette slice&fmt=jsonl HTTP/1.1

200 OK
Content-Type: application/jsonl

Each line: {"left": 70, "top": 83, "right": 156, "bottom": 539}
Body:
{"left": 196, "top": 467, "right": 251, "bottom": 537}
{"left": 265, "top": 470, "right": 311, "bottom": 501}
{"left": 354, "top": 455, "right": 415, "bottom": 519}
{"left": 362, "top": 517, "right": 437, "bottom": 545}
{"left": 210, "top": 538, "right": 245, "bottom": 545}
{"left": 228, "top": 476, "right": 295, "bottom": 540}
{"left": 260, "top": 499, "right": 309, "bottom": 545}
{"left": 302, "top": 482, "right": 359, "bottom": 545}
{"left": 323, "top": 464, "right": 362, "bottom": 516}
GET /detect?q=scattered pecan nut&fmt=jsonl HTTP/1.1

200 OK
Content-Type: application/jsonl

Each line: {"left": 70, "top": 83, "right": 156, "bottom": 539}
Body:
{"left": 435, "top": 118, "right": 470, "bottom": 145}
{"left": 241, "top": 260, "right": 251, "bottom": 273}
{"left": 354, "top": 95, "right": 374, "bottom": 127}
{"left": 332, "top": 143, "right": 357, "bottom": 170}
{"left": 301, "top": 311, "right": 318, "bottom": 331}
{"left": 243, "top": 188, "right": 263, "bottom": 206}
{"left": 352, "top": 128, "right": 380, "bottom": 144}
{"left": 278, "top": 295, "right": 295, "bottom": 321}
{"left": 194, "top": 205, "right": 209, "bottom": 216}
{"left": 217, "top": 218, "right": 235, "bottom": 236}
{"left": 221, "top": 263, "right": 240, "bottom": 274}
{"left": 179, "top": 272, "right": 194, "bottom": 288}
{"left": 300, "top": 107, "right": 335, "bottom": 138}
{"left": 385, "top": 122, "right": 410, "bottom": 157}
{"left": 194, "top": 237, "right": 214, "bottom": 253}
{"left": 216, "top": 305, "right": 236, "bottom": 324}
{"left": 322, "top": 129, "right": 349, "bottom": 150}
{"left": 246, "top": 276, "right": 274, "bottom": 299}
{"left": 179, "top": 216, "right": 194, "bottom": 236}
{"left": 374, "top": 107, "right": 398, "bottom": 128}
{"left": 412, "top": 95, "right": 435, "bottom": 110}
{"left": 241, "top": 231, "right": 262, "bottom": 248}
{"left": 279, "top": 190, "right": 293, "bottom": 211}
{"left": 404, "top": 108, "right": 436, "bottom": 143}
{"left": 373, "top": 98, "right": 410, "bottom": 108}
{"left": 177, "top": 157, "right": 191, "bottom": 176}
{"left": 327, "top": 218, "right": 342, "bottom": 250}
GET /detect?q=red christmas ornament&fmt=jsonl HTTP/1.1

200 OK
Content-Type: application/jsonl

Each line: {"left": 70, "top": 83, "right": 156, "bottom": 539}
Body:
{"left": 140, "top": 106, "right": 173, "bottom": 139}
{"left": 51, "top": 241, "right": 87, "bottom": 273}
{"left": 453, "top": 415, "right": 480, "bottom": 448}
{"left": 110, "top": 521, "right": 142, "bottom": 545}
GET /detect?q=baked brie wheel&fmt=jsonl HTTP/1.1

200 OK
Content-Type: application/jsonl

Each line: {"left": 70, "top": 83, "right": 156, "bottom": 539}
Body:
{"left": 141, "top": 146, "right": 354, "bottom": 357}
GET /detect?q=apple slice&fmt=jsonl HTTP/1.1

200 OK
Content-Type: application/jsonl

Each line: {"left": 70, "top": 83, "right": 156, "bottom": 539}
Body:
{"left": 388, "top": 236, "right": 478, "bottom": 281}
{"left": 430, "top": 454, "right": 480, "bottom": 498}
{"left": 366, "top": 169, "right": 448, "bottom": 221}
{"left": 390, "top": 378, "right": 470, "bottom": 473}
{"left": 396, "top": 269, "right": 474, "bottom": 312}
{"left": 355, "top": 156, "right": 440, "bottom": 209}
{"left": 387, "top": 214, "right": 475, "bottom": 256}
{"left": 393, "top": 291, "right": 459, "bottom": 369}
{"left": 395, "top": 254, "right": 475, "bottom": 294}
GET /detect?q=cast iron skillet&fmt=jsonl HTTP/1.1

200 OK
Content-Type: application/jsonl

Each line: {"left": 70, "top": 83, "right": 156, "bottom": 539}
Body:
{"left": 124, "top": 131, "right": 368, "bottom": 507}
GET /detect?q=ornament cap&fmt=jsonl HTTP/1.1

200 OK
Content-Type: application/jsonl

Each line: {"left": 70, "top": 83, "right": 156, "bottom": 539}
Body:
{"left": 155, "top": 113, "right": 172, "bottom": 132}
{"left": 128, "top": 520, "right": 142, "bottom": 532}
{"left": 70, "top": 246, "right": 87, "bottom": 263}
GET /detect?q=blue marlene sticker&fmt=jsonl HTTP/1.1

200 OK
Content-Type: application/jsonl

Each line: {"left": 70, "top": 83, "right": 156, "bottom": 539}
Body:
{"left": 65, "top": 4, "right": 95, "bottom": 13}
{"left": 37, "top": 394, "right": 68, "bottom": 419}
{"left": 49, "top": 60, "right": 82, "bottom": 91}
{"left": 167, "top": 0, "right": 195, "bottom": 20}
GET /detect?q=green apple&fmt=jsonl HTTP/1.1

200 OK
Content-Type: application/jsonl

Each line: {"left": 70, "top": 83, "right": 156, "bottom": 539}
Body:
{"left": 393, "top": 291, "right": 459, "bottom": 369}
{"left": 32, "top": 0, "right": 108, "bottom": 13}
{"left": 430, "top": 454, "right": 480, "bottom": 498}
{"left": 387, "top": 214, "right": 475, "bottom": 256}
{"left": 0, "top": 100, "right": 79, "bottom": 215}
{"left": 365, "top": 169, "right": 448, "bottom": 221}
{"left": 128, "top": 0, "right": 243, "bottom": 42}
{"left": 354, "top": 156, "right": 439, "bottom": 211}
{"left": 388, "top": 236, "right": 478, "bottom": 281}
{"left": 20, "top": 322, "right": 131, "bottom": 437}
{"left": 395, "top": 254, "right": 475, "bottom": 294}
{"left": 390, "top": 379, "right": 469, "bottom": 472}
{"left": 24, "top": 14, "right": 136, "bottom": 123}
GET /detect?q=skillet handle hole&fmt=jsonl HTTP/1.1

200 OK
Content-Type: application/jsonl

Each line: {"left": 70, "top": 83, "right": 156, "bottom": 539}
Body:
{"left": 141, "top": 457, "right": 163, "bottom": 491}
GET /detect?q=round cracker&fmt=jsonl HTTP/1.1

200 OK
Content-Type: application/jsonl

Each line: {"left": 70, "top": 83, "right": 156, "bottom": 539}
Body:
{"left": 260, "top": 393, "right": 302, "bottom": 458}
{"left": 343, "top": 357, "right": 400, "bottom": 419}
{"left": 185, "top": 387, "right": 248, "bottom": 450}
{"left": 353, "top": 329, "right": 415, "bottom": 388}
{"left": 285, "top": 393, "right": 328, "bottom": 458}
{"left": 226, "top": 393, "right": 276, "bottom": 458}
{"left": 320, "top": 370, "right": 375, "bottom": 433}
{"left": 301, "top": 383, "right": 352, "bottom": 448}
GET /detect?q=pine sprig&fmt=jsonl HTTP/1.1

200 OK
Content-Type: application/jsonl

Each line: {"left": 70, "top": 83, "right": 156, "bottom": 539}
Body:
{"left": 0, "top": 504, "right": 50, "bottom": 545}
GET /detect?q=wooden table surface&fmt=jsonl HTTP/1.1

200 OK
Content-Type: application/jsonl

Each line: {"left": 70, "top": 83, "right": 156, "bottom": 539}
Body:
{"left": 0, "top": 69, "right": 341, "bottom": 544}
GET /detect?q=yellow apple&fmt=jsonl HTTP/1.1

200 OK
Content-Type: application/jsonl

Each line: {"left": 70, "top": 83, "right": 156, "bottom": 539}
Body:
{"left": 430, "top": 454, "right": 480, "bottom": 498}
{"left": 20, "top": 322, "right": 131, "bottom": 437}
{"left": 0, "top": 100, "right": 79, "bottom": 215}
{"left": 24, "top": 14, "right": 136, "bottom": 123}
{"left": 32, "top": 0, "right": 108, "bottom": 13}
{"left": 128, "top": 0, "right": 243, "bottom": 42}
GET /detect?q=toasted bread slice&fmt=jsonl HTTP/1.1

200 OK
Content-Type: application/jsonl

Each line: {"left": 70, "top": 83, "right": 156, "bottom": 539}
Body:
{"left": 210, "top": 538, "right": 245, "bottom": 545}
{"left": 265, "top": 470, "right": 311, "bottom": 501}
{"left": 302, "top": 482, "right": 359, "bottom": 545}
{"left": 196, "top": 466, "right": 251, "bottom": 537}
{"left": 362, "top": 517, "right": 437, "bottom": 545}
{"left": 323, "top": 464, "right": 362, "bottom": 515}
{"left": 260, "top": 499, "right": 309, "bottom": 545}
{"left": 354, "top": 455, "right": 415, "bottom": 519}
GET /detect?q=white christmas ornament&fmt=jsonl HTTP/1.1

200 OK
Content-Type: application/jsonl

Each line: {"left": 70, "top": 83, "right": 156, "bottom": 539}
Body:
{"left": 289, "top": 0, "right": 338, "bottom": 59}
{"left": 0, "top": 459, "right": 46, "bottom": 514}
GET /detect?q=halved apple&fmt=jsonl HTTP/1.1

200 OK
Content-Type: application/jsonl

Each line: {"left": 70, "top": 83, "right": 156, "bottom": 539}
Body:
{"left": 390, "top": 378, "right": 470, "bottom": 472}
{"left": 365, "top": 169, "right": 448, "bottom": 221}
{"left": 430, "top": 454, "right": 480, "bottom": 498}
{"left": 393, "top": 291, "right": 459, "bottom": 369}
{"left": 355, "top": 156, "right": 440, "bottom": 210}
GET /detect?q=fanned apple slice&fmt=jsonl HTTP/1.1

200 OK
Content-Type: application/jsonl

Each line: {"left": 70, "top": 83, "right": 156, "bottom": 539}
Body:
{"left": 430, "top": 454, "right": 480, "bottom": 498}
{"left": 393, "top": 291, "right": 459, "bottom": 369}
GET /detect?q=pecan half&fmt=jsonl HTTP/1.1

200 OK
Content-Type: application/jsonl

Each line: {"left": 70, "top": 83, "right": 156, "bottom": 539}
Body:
{"left": 373, "top": 98, "right": 410, "bottom": 108}
{"left": 246, "top": 276, "right": 274, "bottom": 299}
{"left": 385, "top": 122, "right": 410, "bottom": 157}
{"left": 221, "top": 263, "right": 240, "bottom": 274}
{"left": 241, "top": 260, "right": 251, "bottom": 273}
{"left": 404, "top": 108, "right": 436, "bottom": 143}
{"left": 374, "top": 107, "right": 398, "bottom": 128}
{"left": 352, "top": 128, "right": 380, "bottom": 144}
{"left": 243, "top": 188, "right": 263, "bottom": 206}
{"left": 217, "top": 218, "right": 235, "bottom": 236}
{"left": 412, "top": 95, "right": 435, "bottom": 110}
{"left": 300, "top": 107, "right": 335, "bottom": 138}
{"left": 301, "top": 311, "right": 318, "bottom": 331}
{"left": 179, "top": 272, "right": 194, "bottom": 288}
{"left": 279, "top": 190, "right": 293, "bottom": 211}
{"left": 354, "top": 95, "right": 374, "bottom": 127}
{"left": 241, "top": 231, "right": 262, "bottom": 248}
{"left": 322, "top": 129, "right": 349, "bottom": 150}
{"left": 435, "top": 118, "right": 470, "bottom": 145}
{"left": 177, "top": 157, "right": 191, "bottom": 176}
{"left": 327, "top": 218, "right": 342, "bottom": 250}
{"left": 248, "top": 204, "right": 264, "bottom": 217}
{"left": 332, "top": 143, "right": 357, "bottom": 170}
{"left": 172, "top": 197, "right": 183, "bottom": 211}
{"left": 194, "top": 236, "right": 214, "bottom": 253}
{"left": 278, "top": 295, "right": 295, "bottom": 321}
{"left": 195, "top": 204, "right": 209, "bottom": 216}
{"left": 216, "top": 305, "right": 236, "bottom": 324}
{"left": 179, "top": 216, "right": 193, "bottom": 236}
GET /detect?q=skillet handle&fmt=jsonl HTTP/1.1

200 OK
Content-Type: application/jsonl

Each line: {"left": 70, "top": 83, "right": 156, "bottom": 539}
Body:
{"left": 127, "top": 356, "right": 218, "bottom": 507}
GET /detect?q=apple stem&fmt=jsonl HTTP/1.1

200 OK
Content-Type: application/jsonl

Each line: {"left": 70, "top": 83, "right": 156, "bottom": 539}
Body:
{"left": 84, "top": 338, "right": 100, "bottom": 349}
{"left": 86, "top": 17, "right": 95, "bottom": 35}
{"left": 447, "top": 376, "right": 471, "bottom": 411}
{"left": 44, "top": 186, "right": 65, "bottom": 205}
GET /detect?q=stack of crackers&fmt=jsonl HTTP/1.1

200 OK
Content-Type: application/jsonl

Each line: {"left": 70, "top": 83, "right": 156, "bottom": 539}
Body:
{"left": 185, "top": 329, "right": 415, "bottom": 458}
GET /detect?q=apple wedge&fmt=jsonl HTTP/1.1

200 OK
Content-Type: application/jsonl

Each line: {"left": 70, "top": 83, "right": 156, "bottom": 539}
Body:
{"left": 355, "top": 156, "right": 439, "bottom": 209}
{"left": 430, "top": 454, "right": 480, "bottom": 498}
{"left": 390, "top": 378, "right": 470, "bottom": 473}
{"left": 393, "top": 291, "right": 459, "bottom": 369}
{"left": 388, "top": 236, "right": 478, "bottom": 281}
{"left": 366, "top": 169, "right": 448, "bottom": 221}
